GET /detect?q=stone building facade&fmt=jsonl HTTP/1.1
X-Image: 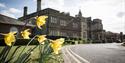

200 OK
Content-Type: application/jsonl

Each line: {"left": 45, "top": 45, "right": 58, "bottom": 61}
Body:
{"left": 19, "top": 8, "right": 88, "bottom": 40}
{"left": 18, "top": 0, "right": 105, "bottom": 42}
{"left": 86, "top": 17, "right": 104, "bottom": 42}
{"left": 91, "top": 19, "right": 104, "bottom": 42}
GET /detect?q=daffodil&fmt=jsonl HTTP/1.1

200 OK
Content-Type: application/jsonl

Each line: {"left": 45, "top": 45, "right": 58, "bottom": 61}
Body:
{"left": 3, "top": 32, "right": 16, "bottom": 46}
{"left": 50, "top": 38, "right": 64, "bottom": 54}
{"left": 21, "top": 29, "right": 31, "bottom": 39}
{"left": 36, "top": 16, "right": 48, "bottom": 29}
{"left": 37, "top": 35, "right": 46, "bottom": 44}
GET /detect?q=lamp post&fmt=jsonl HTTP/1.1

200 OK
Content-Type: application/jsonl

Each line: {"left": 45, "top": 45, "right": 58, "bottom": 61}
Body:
{"left": 120, "top": 32, "right": 123, "bottom": 43}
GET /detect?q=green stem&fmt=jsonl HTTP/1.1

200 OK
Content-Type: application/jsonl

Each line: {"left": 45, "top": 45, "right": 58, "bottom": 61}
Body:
{"left": 44, "top": 43, "right": 51, "bottom": 54}
{"left": 39, "top": 44, "right": 45, "bottom": 63}
{"left": 21, "top": 45, "right": 38, "bottom": 63}
{"left": 39, "top": 44, "right": 41, "bottom": 61}
{"left": 17, "top": 35, "right": 37, "bottom": 61}
{"left": 4, "top": 46, "right": 21, "bottom": 62}
{"left": 2, "top": 46, "right": 11, "bottom": 62}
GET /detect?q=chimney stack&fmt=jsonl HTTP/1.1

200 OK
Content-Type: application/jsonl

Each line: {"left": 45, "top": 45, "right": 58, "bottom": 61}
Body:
{"left": 23, "top": 6, "right": 27, "bottom": 17}
{"left": 37, "top": 0, "right": 41, "bottom": 12}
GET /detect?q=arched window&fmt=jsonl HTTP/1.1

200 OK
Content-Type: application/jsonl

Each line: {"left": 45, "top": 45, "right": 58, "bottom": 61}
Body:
{"left": 10, "top": 26, "right": 18, "bottom": 32}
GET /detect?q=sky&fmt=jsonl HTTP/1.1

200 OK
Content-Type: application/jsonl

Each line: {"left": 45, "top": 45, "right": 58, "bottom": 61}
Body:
{"left": 0, "top": 0, "right": 125, "bottom": 33}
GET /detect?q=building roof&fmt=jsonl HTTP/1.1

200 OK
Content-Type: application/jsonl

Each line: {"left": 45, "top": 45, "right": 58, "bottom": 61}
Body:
{"left": 18, "top": 8, "right": 74, "bottom": 20}
{"left": 0, "top": 14, "right": 35, "bottom": 27}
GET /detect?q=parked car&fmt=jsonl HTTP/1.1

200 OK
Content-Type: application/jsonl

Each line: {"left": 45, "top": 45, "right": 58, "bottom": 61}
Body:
{"left": 121, "top": 42, "right": 125, "bottom": 46}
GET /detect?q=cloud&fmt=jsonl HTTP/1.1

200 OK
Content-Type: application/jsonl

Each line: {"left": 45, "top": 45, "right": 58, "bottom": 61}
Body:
{"left": 0, "top": 10, "right": 16, "bottom": 18}
{"left": 0, "top": 8, "right": 21, "bottom": 18}
{"left": 0, "top": 3, "right": 21, "bottom": 18}
{"left": 33, "top": 0, "right": 36, "bottom": 1}
{"left": 8, "top": 8, "right": 21, "bottom": 14}
{"left": 77, "top": 0, "right": 124, "bottom": 33}
{"left": 0, "top": 3, "right": 6, "bottom": 8}
{"left": 31, "top": 0, "right": 65, "bottom": 12}
{"left": 42, "top": 0, "right": 64, "bottom": 10}
{"left": 117, "top": 12, "right": 125, "bottom": 18}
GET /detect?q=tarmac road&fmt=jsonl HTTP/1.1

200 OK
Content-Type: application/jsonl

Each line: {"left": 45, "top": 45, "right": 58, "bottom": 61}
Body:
{"left": 62, "top": 43, "right": 125, "bottom": 63}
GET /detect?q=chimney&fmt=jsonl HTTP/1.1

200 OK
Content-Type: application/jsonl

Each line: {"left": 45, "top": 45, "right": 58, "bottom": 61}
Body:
{"left": 37, "top": 0, "right": 41, "bottom": 12}
{"left": 23, "top": 6, "right": 27, "bottom": 17}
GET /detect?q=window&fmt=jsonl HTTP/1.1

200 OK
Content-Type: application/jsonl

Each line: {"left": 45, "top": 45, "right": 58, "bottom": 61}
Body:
{"left": 60, "top": 32, "right": 67, "bottom": 36}
{"left": 73, "top": 33, "right": 78, "bottom": 38}
{"left": 50, "top": 17, "right": 57, "bottom": 23}
{"left": 60, "top": 32, "right": 63, "bottom": 36}
{"left": 49, "top": 30, "right": 55, "bottom": 36}
{"left": 60, "top": 20, "right": 66, "bottom": 26}
{"left": 83, "top": 32, "right": 87, "bottom": 38}
{"left": 49, "top": 30, "right": 59, "bottom": 36}
{"left": 73, "top": 23, "right": 78, "bottom": 28}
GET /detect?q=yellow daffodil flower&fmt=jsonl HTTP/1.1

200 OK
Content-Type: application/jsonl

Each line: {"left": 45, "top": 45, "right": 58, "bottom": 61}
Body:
{"left": 37, "top": 35, "right": 46, "bottom": 44}
{"left": 21, "top": 29, "right": 31, "bottom": 39}
{"left": 3, "top": 32, "right": 16, "bottom": 46}
{"left": 50, "top": 38, "right": 64, "bottom": 54}
{"left": 36, "top": 16, "right": 48, "bottom": 29}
